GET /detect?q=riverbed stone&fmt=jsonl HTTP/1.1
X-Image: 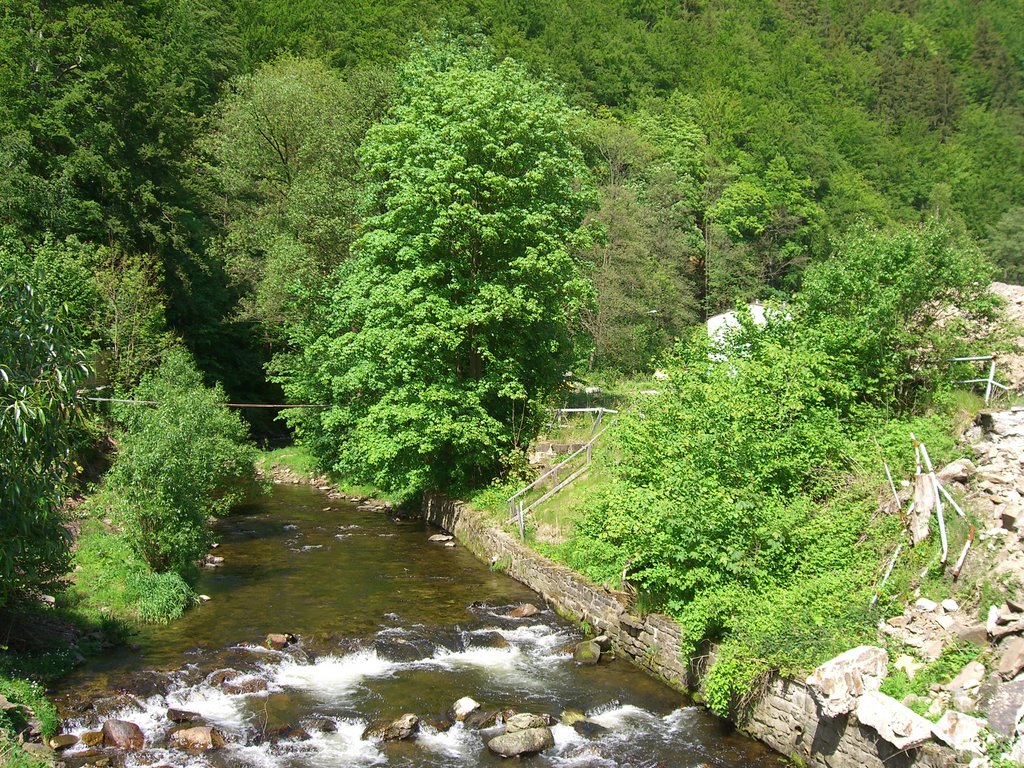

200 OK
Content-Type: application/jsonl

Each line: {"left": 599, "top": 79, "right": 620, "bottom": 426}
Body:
{"left": 167, "top": 708, "right": 201, "bottom": 724}
{"left": 854, "top": 691, "right": 933, "bottom": 750}
{"left": 573, "top": 719, "right": 609, "bottom": 738}
{"left": 805, "top": 646, "right": 888, "bottom": 717}
{"left": 170, "top": 726, "right": 225, "bottom": 751}
{"left": 48, "top": 733, "right": 79, "bottom": 750}
{"left": 506, "top": 603, "right": 540, "bottom": 618}
{"left": 428, "top": 534, "right": 454, "bottom": 542}
{"left": 573, "top": 640, "right": 601, "bottom": 665}
{"left": 362, "top": 713, "right": 419, "bottom": 742}
{"left": 223, "top": 676, "right": 269, "bottom": 695}
{"left": 463, "top": 709, "right": 500, "bottom": 729}
{"left": 101, "top": 719, "right": 145, "bottom": 750}
{"left": 80, "top": 730, "right": 104, "bottom": 747}
{"left": 452, "top": 697, "right": 480, "bottom": 721}
{"left": 505, "top": 713, "right": 548, "bottom": 733}
{"left": 942, "top": 660, "right": 986, "bottom": 691}
{"left": 487, "top": 726, "right": 554, "bottom": 757}
{"left": 560, "top": 709, "right": 586, "bottom": 725}
{"left": 266, "top": 633, "right": 295, "bottom": 650}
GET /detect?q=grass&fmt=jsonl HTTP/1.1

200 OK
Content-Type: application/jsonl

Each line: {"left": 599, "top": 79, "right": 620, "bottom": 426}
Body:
{"left": 63, "top": 494, "right": 195, "bottom": 626}
{"left": 258, "top": 445, "right": 405, "bottom": 505}
{"left": 880, "top": 641, "right": 985, "bottom": 719}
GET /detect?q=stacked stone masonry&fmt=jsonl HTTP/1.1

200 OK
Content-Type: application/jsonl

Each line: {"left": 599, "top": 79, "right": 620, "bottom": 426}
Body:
{"left": 422, "top": 493, "right": 958, "bottom": 768}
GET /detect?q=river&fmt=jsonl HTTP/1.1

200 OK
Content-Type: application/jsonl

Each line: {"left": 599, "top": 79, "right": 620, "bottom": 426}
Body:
{"left": 53, "top": 483, "right": 780, "bottom": 767}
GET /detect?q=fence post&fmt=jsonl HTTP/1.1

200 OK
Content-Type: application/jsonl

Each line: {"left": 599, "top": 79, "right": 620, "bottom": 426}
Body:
{"left": 985, "top": 358, "right": 996, "bottom": 404}
{"left": 518, "top": 499, "right": 524, "bottom": 541}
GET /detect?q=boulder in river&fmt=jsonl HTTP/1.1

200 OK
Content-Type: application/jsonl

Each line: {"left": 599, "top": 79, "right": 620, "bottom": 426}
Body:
{"left": 573, "top": 640, "right": 601, "bottom": 665}
{"left": 266, "top": 633, "right": 296, "bottom": 650}
{"left": 487, "top": 726, "right": 554, "bottom": 757}
{"left": 167, "top": 708, "right": 201, "bottom": 724}
{"left": 505, "top": 713, "right": 548, "bottom": 733}
{"left": 170, "top": 726, "right": 226, "bottom": 751}
{"left": 506, "top": 603, "right": 540, "bottom": 618}
{"left": 452, "top": 696, "right": 481, "bottom": 721}
{"left": 48, "top": 733, "right": 79, "bottom": 750}
{"left": 101, "top": 718, "right": 145, "bottom": 750}
{"left": 428, "top": 534, "right": 454, "bottom": 542}
{"left": 573, "top": 719, "right": 609, "bottom": 738}
{"left": 362, "top": 713, "right": 420, "bottom": 742}
{"left": 80, "top": 730, "right": 104, "bottom": 747}
{"left": 222, "top": 676, "right": 269, "bottom": 695}
{"left": 463, "top": 709, "right": 500, "bottom": 729}
{"left": 306, "top": 718, "right": 337, "bottom": 733}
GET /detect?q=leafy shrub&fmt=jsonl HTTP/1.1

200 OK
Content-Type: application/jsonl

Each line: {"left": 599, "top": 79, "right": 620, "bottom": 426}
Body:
{"left": 106, "top": 349, "right": 260, "bottom": 576}
{"left": 558, "top": 223, "right": 993, "bottom": 715}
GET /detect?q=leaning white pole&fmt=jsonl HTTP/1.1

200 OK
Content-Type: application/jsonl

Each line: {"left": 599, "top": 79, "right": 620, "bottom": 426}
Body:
{"left": 871, "top": 543, "right": 903, "bottom": 607}
{"left": 918, "top": 440, "right": 948, "bottom": 565}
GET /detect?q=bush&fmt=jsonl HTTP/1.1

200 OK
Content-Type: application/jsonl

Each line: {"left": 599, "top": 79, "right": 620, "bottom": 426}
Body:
{"left": 106, "top": 349, "right": 260, "bottom": 576}
{"left": 557, "top": 223, "right": 993, "bottom": 715}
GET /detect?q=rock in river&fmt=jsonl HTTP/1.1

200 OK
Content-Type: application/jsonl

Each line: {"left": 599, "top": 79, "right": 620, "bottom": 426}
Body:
{"left": 505, "top": 713, "right": 548, "bottom": 733}
{"left": 101, "top": 719, "right": 145, "bottom": 750}
{"left": 170, "top": 726, "right": 226, "bottom": 751}
{"left": 362, "top": 713, "right": 420, "bottom": 742}
{"left": 506, "top": 603, "right": 539, "bottom": 618}
{"left": 452, "top": 696, "right": 480, "bottom": 721}
{"left": 487, "top": 726, "right": 555, "bottom": 757}
{"left": 574, "top": 640, "right": 601, "bottom": 665}
{"left": 167, "top": 708, "right": 201, "bottom": 724}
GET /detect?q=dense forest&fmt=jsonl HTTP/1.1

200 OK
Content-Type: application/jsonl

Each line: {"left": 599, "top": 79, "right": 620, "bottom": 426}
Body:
{"left": 2, "top": 0, "right": 1024, "bottom": 754}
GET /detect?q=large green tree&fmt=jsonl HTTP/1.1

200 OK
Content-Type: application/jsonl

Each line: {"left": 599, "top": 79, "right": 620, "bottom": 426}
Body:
{"left": 0, "top": 273, "right": 90, "bottom": 607}
{"left": 276, "top": 41, "right": 596, "bottom": 495}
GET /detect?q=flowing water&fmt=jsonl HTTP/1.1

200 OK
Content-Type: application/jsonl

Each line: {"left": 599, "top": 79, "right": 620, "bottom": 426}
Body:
{"left": 53, "top": 483, "right": 780, "bottom": 767}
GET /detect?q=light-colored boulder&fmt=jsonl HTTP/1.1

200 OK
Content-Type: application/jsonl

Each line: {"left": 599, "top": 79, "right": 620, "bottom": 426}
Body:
{"left": 937, "top": 459, "right": 976, "bottom": 484}
{"left": 931, "top": 711, "right": 986, "bottom": 755}
{"left": 487, "top": 726, "right": 554, "bottom": 757}
{"left": 362, "top": 714, "right": 419, "bottom": 742}
{"left": 169, "top": 726, "right": 225, "bottom": 751}
{"left": 805, "top": 646, "right": 888, "bottom": 717}
{"left": 1001, "top": 637, "right": 1024, "bottom": 679}
{"left": 894, "top": 655, "right": 924, "bottom": 681}
{"left": 855, "top": 691, "right": 934, "bottom": 750}
{"left": 506, "top": 603, "right": 540, "bottom": 618}
{"left": 942, "top": 661, "right": 986, "bottom": 691}
{"left": 505, "top": 713, "right": 548, "bottom": 733}
{"left": 915, "top": 597, "right": 938, "bottom": 613}
{"left": 942, "top": 599, "right": 960, "bottom": 613}
{"left": 452, "top": 697, "right": 480, "bottom": 721}
{"left": 428, "top": 534, "right": 453, "bottom": 542}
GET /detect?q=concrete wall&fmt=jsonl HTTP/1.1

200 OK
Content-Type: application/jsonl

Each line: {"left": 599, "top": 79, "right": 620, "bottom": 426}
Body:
{"left": 422, "top": 493, "right": 957, "bottom": 768}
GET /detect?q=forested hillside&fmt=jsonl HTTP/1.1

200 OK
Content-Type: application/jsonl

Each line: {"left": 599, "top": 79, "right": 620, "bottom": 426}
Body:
{"left": 2, "top": 1, "right": 1024, "bottom": 756}
{"left": 3, "top": 0, "right": 1022, "bottom": 387}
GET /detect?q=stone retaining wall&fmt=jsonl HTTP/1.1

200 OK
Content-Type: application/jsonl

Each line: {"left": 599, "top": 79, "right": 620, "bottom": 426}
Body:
{"left": 422, "top": 493, "right": 958, "bottom": 768}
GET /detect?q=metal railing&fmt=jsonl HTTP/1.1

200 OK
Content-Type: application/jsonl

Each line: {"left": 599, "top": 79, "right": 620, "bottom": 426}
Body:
{"left": 507, "top": 423, "right": 610, "bottom": 540}
{"left": 949, "top": 354, "right": 1010, "bottom": 404}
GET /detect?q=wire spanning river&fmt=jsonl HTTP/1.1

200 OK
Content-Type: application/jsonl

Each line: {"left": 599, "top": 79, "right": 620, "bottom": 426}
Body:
{"left": 53, "top": 483, "right": 780, "bottom": 767}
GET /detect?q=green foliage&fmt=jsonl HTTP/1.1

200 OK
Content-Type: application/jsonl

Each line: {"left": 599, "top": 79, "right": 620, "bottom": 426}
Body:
{"left": 0, "top": 270, "right": 91, "bottom": 607}
{"left": 276, "top": 39, "right": 596, "bottom": 495}
{"left": 0, "top": 675, "right": 58, "bottom": 740}
{"left": 558, "top": 223, "right": 993, "bottom": 715}
{"left": 67, "top": 515, "right": 194, "bottom": 624}
{"left": 798, "top": 223, "right": 994, "bottom": 411}
{"left": 880, "top": 642, "right": 981, "bottom": 702}
{"left": 206, "top": 56, "right": 394, "bottom": 340}
{"left": 105, "top": 349, "right": 260, "bottom": 575}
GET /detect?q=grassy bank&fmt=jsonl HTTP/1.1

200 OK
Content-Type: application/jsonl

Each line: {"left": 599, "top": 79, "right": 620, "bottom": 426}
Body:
{"left": 259, "top": 445, "right": 406, "bottom": 506}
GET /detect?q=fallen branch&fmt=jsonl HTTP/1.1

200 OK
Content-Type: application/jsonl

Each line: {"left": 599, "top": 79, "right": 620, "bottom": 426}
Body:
{"left": 951, "top": 526, "right": 975, "bottom": 580}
